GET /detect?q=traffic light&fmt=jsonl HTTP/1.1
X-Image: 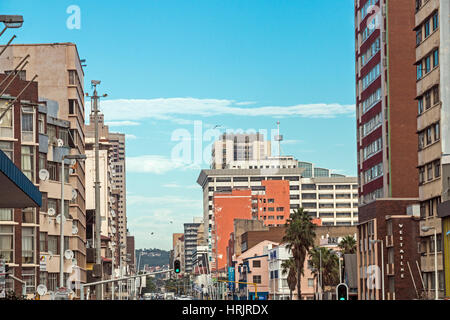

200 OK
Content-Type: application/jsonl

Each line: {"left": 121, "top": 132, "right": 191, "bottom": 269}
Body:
{"left": 336, "top": 283, "right": 348, "bottom": 300}
{"left": 174, "top": 260, "right": 180, "bottom": 274}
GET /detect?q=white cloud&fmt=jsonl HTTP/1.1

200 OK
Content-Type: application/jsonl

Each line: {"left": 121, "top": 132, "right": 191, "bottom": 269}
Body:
{"left": 105, "top": 120, "right": 141, "bottom": 126}
{"left": 127, "top": 153, "right": 204, "bottom": 174}
{"left": 126, "top": 155, "right": 192, "bottom": 174}
{"left": 125, "top": 134, "right": 137, "bottom": 140}
{"left": 96, "top": 98, "right": 355, "bottom": 122}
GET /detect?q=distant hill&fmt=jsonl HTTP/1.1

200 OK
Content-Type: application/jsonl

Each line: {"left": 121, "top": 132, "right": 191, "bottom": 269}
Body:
{"left": 136, "top": 248, "right": 170, "bottom": 270}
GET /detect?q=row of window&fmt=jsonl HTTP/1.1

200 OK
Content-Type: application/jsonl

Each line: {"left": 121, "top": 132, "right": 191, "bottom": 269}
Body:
{"left": 364, "top": 163, "right": 383, "bottom": 184}
{"left": 416, "top": 11, "right": 439, "bottom": 46}
{"left": 302, "top": 203, "right": 356, "bottom": 209}
{"left": 418, "top": 85, "right": 440, "bottom": 115}
{"left": 360, "top": 0, "right": 379, "bottom": 21}
{"left": 362, "top": 112, "right": 382, "bottom": 137}
{"left": 362, "top": 63, "right": 381, "bottom": 91}
{"left": 360, "top": 38, "right": 381, "bottom": 68}
{"left": 361, "top": 88, "right": 382, "bottom": 114}
{"left": 363, "top": 138, "right": 382, "bottom": 160}
{"left": 416, "top": 48, "right": 439, "bottom": 80}
{"left": 418, "top": 159, "right": 440, "bottom": 185}
{"left": 418, "top": 122, "right": 440, "bottom": 150}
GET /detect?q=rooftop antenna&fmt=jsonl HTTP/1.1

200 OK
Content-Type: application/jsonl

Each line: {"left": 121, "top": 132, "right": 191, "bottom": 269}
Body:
{"left": 275, "top": 121, "right": 283, "bottom": 157}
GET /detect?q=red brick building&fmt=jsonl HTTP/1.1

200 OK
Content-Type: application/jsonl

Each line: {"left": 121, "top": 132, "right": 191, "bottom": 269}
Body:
{"left": 253, "top": 180, "right": 290, "bottom": 226}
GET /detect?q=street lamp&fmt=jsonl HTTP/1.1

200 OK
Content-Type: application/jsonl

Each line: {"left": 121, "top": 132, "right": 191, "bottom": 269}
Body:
{"left": 60, "top": 154, "right": 86, "bottom": 289}
{"left": 0, "top": 15, "right": 24, "bottom": 28}
{"left": 370, "top": 239, "right": 384, "bottom": 300}
{"left": 421, "top": 225, "right": 439, "bottom": 300}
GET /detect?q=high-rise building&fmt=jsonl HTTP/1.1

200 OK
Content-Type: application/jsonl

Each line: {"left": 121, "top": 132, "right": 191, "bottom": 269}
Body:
{"left": 211, "top": 133, "right": 271, "bottom": 169}
{"left": 415, "top": 0, "right": 450, "bottom": 299}
{"left": 354, "top": 0, "right": 420, "bottom": 300}
{"left": 183, "top": 217, "right": 202, "bottom": 274}
{"left": 0, "top": 43, "right": 87, "bottom": 293}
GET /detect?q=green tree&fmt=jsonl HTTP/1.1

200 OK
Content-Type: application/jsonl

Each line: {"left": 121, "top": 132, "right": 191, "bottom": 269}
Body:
{"left": 281, "top": 257, "right": 298, "bottom": 300}
{"left": 282, "top": 207, "right": 316, "bottom": 300}
{"left": 308, "top": 247, "right": 339, "bottom": 292}
{"left": 338, "top": 235, "right": 357, "bottom": 254}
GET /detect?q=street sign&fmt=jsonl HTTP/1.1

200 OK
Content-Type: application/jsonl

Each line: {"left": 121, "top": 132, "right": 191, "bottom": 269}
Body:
{"left": 39, "top": 255, "right": 47, "bottom": 271}
{"left": 0, "top": 259, "right": 6, "bottom": 298}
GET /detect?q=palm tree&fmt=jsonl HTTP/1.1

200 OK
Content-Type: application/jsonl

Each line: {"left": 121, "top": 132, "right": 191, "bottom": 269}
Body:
{"left": 308, "top": 247, "right": 340, "bottom": 293}
{"left": 281, "top": 257, "right": 298, "bottom": 300}
{"left": 338, "top": 235, "right": 357, "bottom": 254}
{"left": 282, "top": 207, "right": 316, "bottom": 300}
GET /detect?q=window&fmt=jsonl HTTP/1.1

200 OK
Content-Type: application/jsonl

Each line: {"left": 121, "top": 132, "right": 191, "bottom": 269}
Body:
{"left": 433, "top": 49, "right": 439, "bottom": 67}
{"left": 252, "top": 260, "right": 261, "bottom": 268}
{"left": 417, "top": 63, "right": 423, "bottom": 80}
{"left": 434, "top": 160, "right": 440, "bottom": 178}
{"left": 425, "top": 55, "right": 431, "bottom": 73}
{"left": 335, "top": 185, "right": 351, "bottom": 190}
{"left": 424, "top": 19, "right": 430, "bottom": 38}
{"left": 21, "top": 106, "right": 34, "bottom": 138}
{"left": 432, "top": 12, "right": 439, "bottom": 30}
{"left": 48, "top": 273, "right": 58, "bottom": 291}
{"left": 302, "top": 193, "right": 316, "bottom": 199}
{"left": 427, "top": 164, "right": 433, "bottom": 181}
{"left": 433, "top": 86, "right": 440, "bottom": 105}
{"left": 361, "top": 38, "right": 381, "bottom": 67}
{"left": 434, "top": 122, "right": 440, "bottom": 141}
{"left": 418, "top": 97, "right": 424, "bottom": 114}
{"left": 40, "top": 232, "right": 46, "bottom": 252}
{"left": 22, "top": 227, "right": 35, "bottom": 264}
{"left": 48, "top": 236, "right": 58, "bottom": 254}
{"left": 38, "top": 113, "right": 45, "bottom": 134}
{"left": 301, "top": 184, "right": 316, "bottom": 190}
{"left": 416, "top": 29, "right": 422, "bottom": 45}
{"left": 0, "top": 226, "right": 14, "bottom": 263}
{"left": 48, "top": 199, "right": 57, "bottom": 215}
{"left": 39, "top": 153, "right": 46, "bottom": 171}
{"left": 319, "top": 204, "right": 334, "bottom": 209}
{"left": 319, "top": 194, "right": 333, "bottom": 199}
{"left": 0, "top": 141, "right": 13, "bottom": 160}
{"left": 48, "top": 162, "right": 58, "bottom": 181}
{"left": 0, "top": 99, "right": 13, "bottom": 138}
{"left": 22, "top": 208, "right": 35, "bottom": 224}
{"left": 22, "top": 269, "right": 35, "bottom": 294}
{"left": 318, "top": 185, "right": 333, "bottom": 190}
{"left": 21, "top": 146, "right": 34, "bottom": 181}
{"left": 419, "top": 167, "right": 425, "bottom": 184}
{"left": 58, "top": 128, "right": 69, "bottom": 146}
{"left": 308, "top": 278, "right": 314, "bottom": 288}
{"left": 253, "top": 275, "right": 261, "bottom": 284}
{"left": 0, "top": 209, "right": 12, "bottom": 221}
{"left": 425, "top": 90, "right": 432, "bottom": 109}
{"left": 426, "top": 127, "right": 432, "bottom": 145}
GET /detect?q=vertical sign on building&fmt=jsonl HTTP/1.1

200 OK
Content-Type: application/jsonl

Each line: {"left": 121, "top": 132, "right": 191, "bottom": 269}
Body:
{"left": 399, "top": 224, "right": 405, "bottom": 279}
{"left": 0, "top": 259, "right": 6, "bottom": 298}
{"left": 228, "top": 266, "right": 235, "bottom": 292}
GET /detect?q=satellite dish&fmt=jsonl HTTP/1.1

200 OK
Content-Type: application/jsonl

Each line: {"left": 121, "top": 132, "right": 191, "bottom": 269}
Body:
{"left": 57, "top": 139, "right": 64, "bottom": 147}
{"left": 111, "top": 227, "right": 116, "bottom": 234}
{"left": 111, "top": 241, "right": 116, "bottom": 247}
{"left": 48, "top": 208, "right": 56, "bottom": 216}
{"left": 111, "top": 210, "right": 116, "bottom": 217}
{"left": 71, "top": 189, "right": 77, "bottom": 201}
{"left": 72, "top": 225, "right": 78, "bottom": 235}
{"left": 39, "top": 169, "right": 49, "bottom": 181}
{"left": 64, "top": 250, "right": 74, "bottom": 260}
{"left": 72, "top": 258, "right": 77, "bottom": 266}
{"left": 37, "top": 284, "right": 48, "bottom": 296}
{"left": 56, "top": 214, "right": 65, "bottom": 224}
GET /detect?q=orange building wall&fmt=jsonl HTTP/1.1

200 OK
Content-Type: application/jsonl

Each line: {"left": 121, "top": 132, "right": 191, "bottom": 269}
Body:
{"left": 254, "top": 180, "right": 290, "bottom": 226}
{"left": 213, "top": 189, "right": 253, "bottom": 271}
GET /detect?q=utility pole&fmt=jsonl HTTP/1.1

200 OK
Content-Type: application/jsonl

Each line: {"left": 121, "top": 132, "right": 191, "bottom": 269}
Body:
{"left": 86, "top": 80, "right": 108, "bottom": 300}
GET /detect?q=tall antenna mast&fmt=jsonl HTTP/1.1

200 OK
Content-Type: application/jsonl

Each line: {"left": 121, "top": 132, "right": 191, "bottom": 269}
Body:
{"left": 275, "top": 121, "right": 283, "bottom": 157}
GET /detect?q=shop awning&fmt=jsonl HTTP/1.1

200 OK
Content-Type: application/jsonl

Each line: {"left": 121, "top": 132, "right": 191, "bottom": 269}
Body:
{"left": 0, "top": 149, "right": 41, "bottom": 208}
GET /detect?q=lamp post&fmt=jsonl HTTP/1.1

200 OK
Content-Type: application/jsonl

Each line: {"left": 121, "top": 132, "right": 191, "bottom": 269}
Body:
{"left": 370, "top": 239, "right": 384, "bottom": 300}
{"left": 421, "top": 225, "right": 438, "bottom": 300}
{"left": 60, "top": 154, "right": 86, "bottom": 289}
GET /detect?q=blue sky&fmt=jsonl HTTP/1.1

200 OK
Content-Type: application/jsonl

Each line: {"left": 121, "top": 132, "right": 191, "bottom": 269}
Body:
{"left": 2, "top": 0, "right": 356, "bottom": 250}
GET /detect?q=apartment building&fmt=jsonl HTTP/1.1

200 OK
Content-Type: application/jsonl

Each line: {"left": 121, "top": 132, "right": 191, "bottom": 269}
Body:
{"left": 0, "top": 43, "right": 87, "bottom": 292}
{"left": 0, "top": 74, "right": 42, "bottom": 296}
{"left": 354, "top": 0, "right": 423, "bottom": 300}
{"left": 183, "top": 217, "right": 202, "bottom": 274}
{"left": 414, "top": 0, "right": 450, "bottom": 299}
{"left": 211, "top": 133, "right": 271, "bottom": 169}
